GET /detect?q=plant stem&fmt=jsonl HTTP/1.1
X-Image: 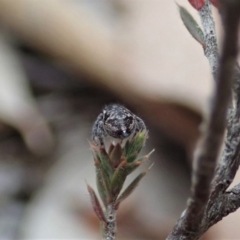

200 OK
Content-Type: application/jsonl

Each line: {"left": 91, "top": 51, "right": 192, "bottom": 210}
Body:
{"left": 199, "top": 0, "right": 219, "bottom": 81}
{"left": 102, "top": 203, "right": 117, "bottom": 240}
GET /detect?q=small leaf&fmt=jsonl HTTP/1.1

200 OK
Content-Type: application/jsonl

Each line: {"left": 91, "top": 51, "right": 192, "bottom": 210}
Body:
{"left": 95, "top": 160, "right": 112, "bottom": 207}
{"left": 125, "top": 149, "right": 155, "bottom": 175}
{"left": 108, "top": 143, "right": 115, "bottom": 155}
{"left": 115, "top": 165, "right": 153, "bottom": 209}
{"left": 86, "top": 183, "right": 106, "bottom": 223}
{"left": 125, "top": 161, "right": 142, "bottom": 175}
{"left": 95, "top": 148, "right": 114, "bottom": 178}
{"left": 110, "top": 160, "right": 127, "bottom": 197}
{"left": 90, "top": 142, "right": 101, "bottom": 159}
{"left": 188, "top": 0, "right": 205, "bottom": 10}
{"left": 109, "top": 143, "right": 123, "bottom": 168}
{"left": 124, "top": 131, "right": 148, "bottom": 163}
{"left": 178, "top": 4, "right": 205, "bottom": 46}
{"left": 90, "top": 144, "right": 111, "bottom": 174}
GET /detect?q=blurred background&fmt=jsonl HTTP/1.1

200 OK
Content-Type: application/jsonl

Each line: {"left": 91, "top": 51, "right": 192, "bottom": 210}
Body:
{"left": 0, "top": 0, "right": 238, "bottom": 239}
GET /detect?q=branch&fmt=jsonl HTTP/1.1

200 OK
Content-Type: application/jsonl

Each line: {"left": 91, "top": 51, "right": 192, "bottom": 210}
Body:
{"left": 211, "top": 0, "right": 240, "bottom": 199}
{"left": 167, "top": 0, "right": 240, "bottom": 239}
{"left": 186, "top": 0, "right": 240, "bottom": 198}
{"left": 204, "top": 183, "right": 240, "bottom": 231}
{"left": 210, "top": 0, "right": 240, "bottom": 196}
{"left": 198, "top": 0, "right": 219, "bottom": 81}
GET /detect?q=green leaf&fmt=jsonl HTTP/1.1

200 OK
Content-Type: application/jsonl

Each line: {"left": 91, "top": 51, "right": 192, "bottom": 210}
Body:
{"left": 125, "top": 149, "right": 155, "bottom": 175}
{"left": 178, "top": 4, "right": 205, "bottom": 46}
{"left": 108, "top": 143, "right": 115, "bottom": 156}
{"left": 109, "top": 143, "right": 123, "bottom": 168}
{"left": 110, "top": 160, "right": 127, "bottom": 197}
{"left": 125, "top": 161, "right": 142, "bottom": 175}
{"left": 86, "top": 183, "right": 106, "bottom": 223}
{"left": 115, "top": 168, "right": 150, "bottom": 209}
{"left": 97, "top": 148, "right": 114, "bottom": 178}
{"left": 95, "top": 160, "right": 112, "bottom": 207}
{"left": 124, "top": 131, "right": 148, "bottom": 163}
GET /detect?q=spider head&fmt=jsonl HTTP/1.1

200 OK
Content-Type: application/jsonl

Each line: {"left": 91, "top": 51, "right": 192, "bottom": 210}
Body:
{"left": 103, "top": 104, "right": 136, "bottom": 139}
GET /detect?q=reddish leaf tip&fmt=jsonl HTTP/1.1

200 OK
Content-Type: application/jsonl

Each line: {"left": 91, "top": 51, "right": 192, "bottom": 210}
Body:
{"left": 210, "top": 0, "right": 218, "bottom": 8}
{"left": 188, "top": 0, "right": 205, "bottom": 10}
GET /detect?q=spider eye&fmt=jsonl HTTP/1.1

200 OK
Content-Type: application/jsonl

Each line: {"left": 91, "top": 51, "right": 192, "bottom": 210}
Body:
{"left": 126, "top": 129, "right": 131, "bottom": 134}
{"left": 125, "top": 116, "right": 133, "bottom": 123}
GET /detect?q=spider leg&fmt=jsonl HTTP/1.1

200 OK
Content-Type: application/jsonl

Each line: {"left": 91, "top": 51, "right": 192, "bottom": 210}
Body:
{"left": 92, "top": 113, "right": 107, "bottom": 146}
{"left": 135, "top": 115, "right": 147, "bottom": 134}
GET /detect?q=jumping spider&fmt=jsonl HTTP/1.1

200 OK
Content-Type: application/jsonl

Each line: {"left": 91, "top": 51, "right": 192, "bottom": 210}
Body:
{"left": 92, "top": 104, "right": 146, "bottom": 146}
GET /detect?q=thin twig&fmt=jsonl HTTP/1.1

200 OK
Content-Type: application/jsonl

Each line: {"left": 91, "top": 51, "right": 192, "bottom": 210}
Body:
{"left": 103, "top": 204, "right": 117, "bottom": 240}
{"left": 203, "top": 183, "right": 240, "bottom": 231}
{"left": 167, "top": 0, "right": 240, "bottom": 239}
{"left": 210, "top": 0, "right": 240, "bottom": 196}
{"left": 198, "top": 0, "right": 240, "bottom": 195}
{"left": 198, "top": 0, "right": 219, "bottom": 81}
{"left": 197, "top": 0, "right": 240, "bottom": 198}
{"left": 204, "top": 0, "right": 240, "bottom": 233}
